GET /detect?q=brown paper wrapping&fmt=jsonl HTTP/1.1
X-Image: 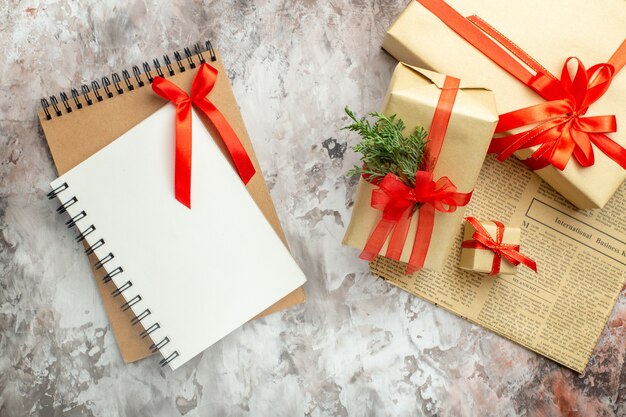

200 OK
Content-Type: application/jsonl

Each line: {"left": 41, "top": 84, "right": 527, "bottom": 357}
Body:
{"left": 382, "top": 0, "right": 626, "bottom": 209}
{"left": 343, "top": 63, "right": 498, "bottom": 271}
{"left": 459, "top": 220, "right": 520, "bottom": 275}
{"left": 38, "top": 51, "right": 305, "bottom": 363}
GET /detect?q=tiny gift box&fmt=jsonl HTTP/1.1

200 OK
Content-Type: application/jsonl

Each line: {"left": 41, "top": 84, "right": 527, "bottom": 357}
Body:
{"left": 382, "top": 0, "right": 626, "bottom": 209}
{"left": 343, "top": 63, "right": 498, "bottom": 272}
{"left": 459, "top": 218, "right": 521, "bottom": 275}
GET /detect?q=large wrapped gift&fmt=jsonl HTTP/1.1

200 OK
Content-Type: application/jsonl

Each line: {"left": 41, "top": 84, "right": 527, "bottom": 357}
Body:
{"left": 343, "top": 63, "right": 498, "bottom": 272}
{"left": 383, "top": 0, "right": 626, "bottom": 209}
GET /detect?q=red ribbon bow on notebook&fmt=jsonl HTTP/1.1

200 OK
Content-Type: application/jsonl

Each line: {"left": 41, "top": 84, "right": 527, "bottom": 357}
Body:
{"left": 152, "top": 63, "right": 256, "bottom": 208}
{"left": 415, "top": 0, "right": 626, "bottom": 172}
{"left": 359, "top": 76, "right": 473, "bottom": 274}
{"left": 461, "top": 217, "right": 537, "bottom": 276}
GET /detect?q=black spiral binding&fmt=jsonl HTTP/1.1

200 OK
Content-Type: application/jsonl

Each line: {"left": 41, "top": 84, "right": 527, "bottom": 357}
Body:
{"left": 48, "top": 177, "right": 184, "bottom": 368}
{"left": 59, "top": 92, "right": 72, "bottom": 113}
{"left": 92, "top": 81, "right": 104, "bottom": 102}
{"left": 102, "top": 77, "right": 113, "bottom": 98}
{"left": 81, "top": 85, "right": 93, "bottom": 105}
{"left": 71, "top": 89, "right": 83, "bottom": 109}
{"left": 163, "top": 54, "right": 175, "bottom": 76}
{"left": 40, "top": 40, "right": 216, "bottom": 121}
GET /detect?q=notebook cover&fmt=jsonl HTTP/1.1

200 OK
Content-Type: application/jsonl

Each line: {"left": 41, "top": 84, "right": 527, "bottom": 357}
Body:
{"left": 38, "top": 50, "right": 305, "bottom": 363}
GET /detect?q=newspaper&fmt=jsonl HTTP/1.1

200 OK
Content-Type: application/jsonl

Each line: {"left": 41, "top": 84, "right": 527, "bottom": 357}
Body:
{"left": 370, "top": 156, "right": 626, "bottom": 373}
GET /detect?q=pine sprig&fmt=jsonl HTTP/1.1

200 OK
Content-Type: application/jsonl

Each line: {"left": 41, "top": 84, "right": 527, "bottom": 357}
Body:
{"left": 344, "top": 106, "right": 428, "bottom": 187}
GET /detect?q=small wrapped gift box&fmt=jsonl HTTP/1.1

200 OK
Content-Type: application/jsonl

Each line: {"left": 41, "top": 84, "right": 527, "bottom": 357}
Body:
{"left": 343, "top": 63, "right": 498, "bottom": 272}
{"left": 459, "top": 217, "right": 537, "bottom": 275}
{"left": 382, "top": 0, "right": 626, "bottom": 209}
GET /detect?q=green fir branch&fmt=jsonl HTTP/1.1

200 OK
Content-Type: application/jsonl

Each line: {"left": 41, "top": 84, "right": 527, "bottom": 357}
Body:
{"left": 344, "top": 106, "right": 428, "bottom": 187}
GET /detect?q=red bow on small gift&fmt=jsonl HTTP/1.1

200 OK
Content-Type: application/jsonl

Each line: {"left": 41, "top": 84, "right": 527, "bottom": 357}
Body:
{"left": 415, "top": 0, "right": 626, "bottom": 172}
{"left": 461, "top": 217, "right": 537, "bottom": 276}
{"left": 152, "top": 63, "right": 256, "bottom": 208}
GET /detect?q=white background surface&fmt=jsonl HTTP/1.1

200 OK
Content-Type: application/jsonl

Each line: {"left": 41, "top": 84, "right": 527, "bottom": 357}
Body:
{"left": 1, "top": 1, "right": 626, "bottom": 416}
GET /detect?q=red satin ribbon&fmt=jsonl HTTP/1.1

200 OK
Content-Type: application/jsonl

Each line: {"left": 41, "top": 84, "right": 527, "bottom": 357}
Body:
{"left": 152, "top": 63, "right": 256, "bottom": 208}
{"left": 461, "top": 217, "right": 537, "bottom": 275}
{"left": 415, "top": 0, "right": 626, "bottom": 171}
{"left": 360, "top": 76, "right": 473, "bottom": 274}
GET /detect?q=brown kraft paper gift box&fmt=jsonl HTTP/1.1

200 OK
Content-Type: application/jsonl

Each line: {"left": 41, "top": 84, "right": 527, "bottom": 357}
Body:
{"left": 343, "top": 63, "right": 498, "bottom": 272}
{"left": 382, "top": 0, "right": 626, "bottom": 209}
{"left": 459, "top": 220, "right": 520, "bottom": 275}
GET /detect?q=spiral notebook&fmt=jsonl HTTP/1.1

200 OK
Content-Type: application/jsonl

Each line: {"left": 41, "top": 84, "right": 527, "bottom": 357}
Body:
{"left": 47, "top": 98, "right": 306, "bottom": 369}
{"left": 38, "top": 42, "right": 306, "bottom": 364}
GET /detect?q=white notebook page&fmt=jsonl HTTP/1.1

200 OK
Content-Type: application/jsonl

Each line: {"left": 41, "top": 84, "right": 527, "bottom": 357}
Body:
{"left": 50, "top": 105, "right": 306, "bottom": 370}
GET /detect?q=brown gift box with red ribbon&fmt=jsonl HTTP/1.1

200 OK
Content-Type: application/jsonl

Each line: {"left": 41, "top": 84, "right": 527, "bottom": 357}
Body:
{"left": 383, "top": 0, "right": 626, "bottom": 209}
{"left": 343, "top": 63, "right": 498, "bottom": 272}
{"left": 459, "top": 219, "right": 521, "bottom": 275}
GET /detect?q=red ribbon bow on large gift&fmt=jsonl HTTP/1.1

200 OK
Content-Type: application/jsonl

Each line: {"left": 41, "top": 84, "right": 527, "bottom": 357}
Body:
{"left": 415, "top": 0, "right": 626, "bottom": 172}
{"left": 360, "top": 76, "right": 473, "bottom": 274}
{"left": 152, "top": 63, "right": 256, "bottom": 208}
{"left": 461, "top": 217, "right": 537, "bottom": 276}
